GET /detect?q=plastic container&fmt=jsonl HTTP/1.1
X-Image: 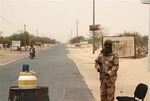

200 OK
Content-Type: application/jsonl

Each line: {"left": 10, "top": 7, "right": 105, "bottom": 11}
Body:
{"left": 18, "top": 64, "right": 37, "bottom": 88}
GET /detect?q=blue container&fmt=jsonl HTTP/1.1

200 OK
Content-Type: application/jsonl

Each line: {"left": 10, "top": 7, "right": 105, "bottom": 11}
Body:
{"left": 22, "top": 64, "right": 29, "bottom": 72}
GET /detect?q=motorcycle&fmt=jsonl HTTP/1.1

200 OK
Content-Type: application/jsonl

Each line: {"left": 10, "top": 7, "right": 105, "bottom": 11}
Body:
{"left": 29, "top": 52, "right": 35, "bottom": 59}
{"left": 29, "top": 49, "right": 35, "bottom": 59}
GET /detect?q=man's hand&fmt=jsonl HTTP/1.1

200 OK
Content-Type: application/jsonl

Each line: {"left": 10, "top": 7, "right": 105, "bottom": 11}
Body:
{"left": 97, "top": 68, "right": 100, "bottom": 72}
{"left": 95, "top": 64, "right": 100, "bottom": 72}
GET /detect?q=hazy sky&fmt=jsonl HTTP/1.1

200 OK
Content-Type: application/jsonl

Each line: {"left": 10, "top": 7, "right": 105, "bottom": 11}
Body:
{"left": 0, "top": 0, "right": 149, "bottom": 43}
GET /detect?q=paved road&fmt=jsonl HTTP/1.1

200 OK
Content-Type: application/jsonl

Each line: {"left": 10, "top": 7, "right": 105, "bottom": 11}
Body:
{"left": 0, "top": 44, "right": 95, "bottom": 101}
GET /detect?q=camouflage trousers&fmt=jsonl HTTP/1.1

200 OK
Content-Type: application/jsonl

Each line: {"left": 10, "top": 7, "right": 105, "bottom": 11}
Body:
{"left": 100, "top": 77, "right": 116, "bottom": 101}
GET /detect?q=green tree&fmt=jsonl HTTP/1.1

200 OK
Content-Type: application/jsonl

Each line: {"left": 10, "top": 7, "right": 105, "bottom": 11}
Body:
{"left": 88, "top": 27, "right": 109, "bottom": 49}
{"left": 0, "top": 31, "right": 59, "bottom": 47}
{"left": 118, "top": 31, "right": 148, "bottom": 48}
{"left": 0, "top": 36, "right": 4, "bottom": 43}
{"left": 69, "top": 36, "right": 85, "bottom": 44}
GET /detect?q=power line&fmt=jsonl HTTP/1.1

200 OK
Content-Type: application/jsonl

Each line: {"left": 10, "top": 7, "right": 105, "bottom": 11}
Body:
{"left": 0, "top": 16, "right": 37, "bottom": 34}
{"left": 26, "top": 26, "right": 36, "bottom": 33}
{"left": 76, "top": 0, "right": 92, "bottom": 20}
{"left": 0, "top": 16, "right": 44, "bottom": 39}
{"left": 0, "top": 16, "right": 23, "bottom": 27}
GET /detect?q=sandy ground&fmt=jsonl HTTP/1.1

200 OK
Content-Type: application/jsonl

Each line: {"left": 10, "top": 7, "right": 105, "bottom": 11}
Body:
{"left": 67, "top": 44, "right": 150, "bottom": 101}
{"left": 0, "top": 44, "right": 53, "bottom": 66}
{"left": 0, "top": 44, "right": 150, "bottom": 101}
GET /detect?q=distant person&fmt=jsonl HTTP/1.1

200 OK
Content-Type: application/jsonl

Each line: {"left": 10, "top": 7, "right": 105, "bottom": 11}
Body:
{"left": 29, "top": 44, "right": 36, "bottom": 58}
{"left": 95, "top": 39, "right": 119, "bottom": 101}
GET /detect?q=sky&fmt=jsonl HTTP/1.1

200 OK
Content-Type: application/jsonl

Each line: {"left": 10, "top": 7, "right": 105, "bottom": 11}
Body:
{"left": 0, "top": 0, "right": 149, "bottom": 43}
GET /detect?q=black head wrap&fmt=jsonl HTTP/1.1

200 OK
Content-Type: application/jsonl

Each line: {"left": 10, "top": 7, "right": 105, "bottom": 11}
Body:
{"left": 101, "top": 39, "right": 113, "bottom": 56}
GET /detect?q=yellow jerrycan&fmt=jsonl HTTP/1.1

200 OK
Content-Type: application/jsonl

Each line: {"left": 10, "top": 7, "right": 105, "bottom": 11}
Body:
{"left": 18, "top": 64, "right": 37, "bottom": 88}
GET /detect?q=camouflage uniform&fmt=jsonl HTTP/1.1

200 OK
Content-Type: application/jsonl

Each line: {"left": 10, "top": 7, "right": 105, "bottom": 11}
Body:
{"left": 95, "top": 52, "right": 119, "bottom": 101}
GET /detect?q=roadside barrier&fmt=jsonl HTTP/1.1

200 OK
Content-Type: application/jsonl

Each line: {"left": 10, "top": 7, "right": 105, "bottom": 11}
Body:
{"left": 8, "top": 86, "right": 50, "bottom": 101}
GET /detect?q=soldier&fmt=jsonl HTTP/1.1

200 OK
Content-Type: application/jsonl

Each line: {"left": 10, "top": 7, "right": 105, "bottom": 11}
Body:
{"left": 95, "top": 39, "right": 119, "bottom": 101}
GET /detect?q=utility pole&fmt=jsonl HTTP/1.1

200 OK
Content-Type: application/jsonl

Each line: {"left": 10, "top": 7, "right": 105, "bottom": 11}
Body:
{"left": 71, "top": 29, "right": 73, "bottom": 45}
{"left": 37, "top": 30, "right": 38, "bottom": 37}
{"left": 24, "top": 24, "right": 27, "bottom": 50}
{"left": 43, "top": 34, "right": 45, "bottom": 45}
{"left": 36, "top": 30, "right": 39, "bottom": 47}
{"left": 93, "top": 0, "right": 96, "bottom": 54}
{"left": 76, "top": 20, "right": 79, "bottom": 43}
{"left": 37, "top": 30, "right": 38, "bottom": 42}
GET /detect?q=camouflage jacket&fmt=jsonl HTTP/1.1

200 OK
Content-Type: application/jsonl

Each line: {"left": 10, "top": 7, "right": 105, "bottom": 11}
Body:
{"left": 95, "top": 52, "right": 119, "bottom": 78}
